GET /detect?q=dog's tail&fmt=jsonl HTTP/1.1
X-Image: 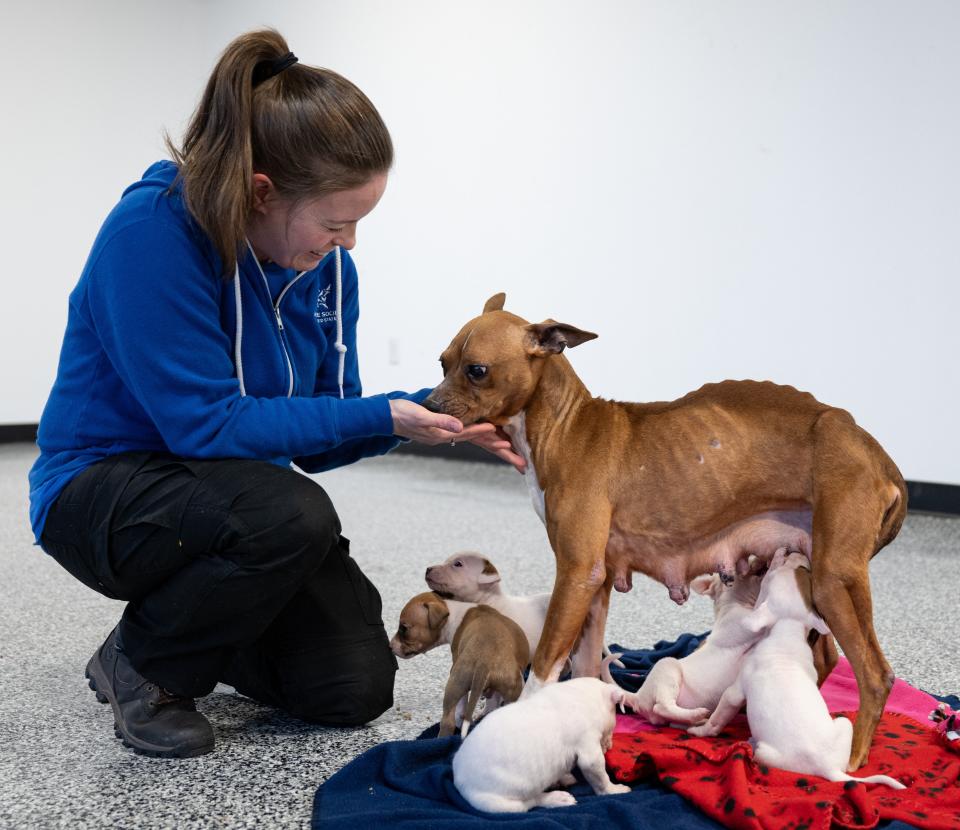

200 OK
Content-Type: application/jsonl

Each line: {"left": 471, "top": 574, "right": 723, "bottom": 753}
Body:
{"left": 833, "top": 772, "right": 906, "bottom": 790}
{"left": 459, "top": 670, "right": 489, "bottom": 738}
{"left": 600, "top": 651, "right": 625, "bottom": 685}
{"left": 877, "top": 477, "right": 908, "bottom": 553}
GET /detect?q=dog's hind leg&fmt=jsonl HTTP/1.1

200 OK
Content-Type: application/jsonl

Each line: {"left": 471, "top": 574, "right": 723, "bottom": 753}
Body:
{"left": 576, "top": 744, "right": 632, "bottom": 796}
{"left": 810, "top": 409, "right": 905, "bottom": 770}
{"left": 440, "top": 670, "right": 470, "bottom": 737}
{"left": 641, "top": 658, "right": 711, "bottom": 725}
{"left": 465, "top": 791, "right": 539, "bottom": 813}
{"left": 534, "top": 790, "right": 578, "bottom": 808}
{"left": 687, "top": 681, "right": 745, "bottom": 737}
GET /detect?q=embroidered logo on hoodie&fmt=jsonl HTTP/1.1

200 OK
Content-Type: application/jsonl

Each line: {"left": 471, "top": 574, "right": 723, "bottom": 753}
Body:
{"left": 315, "top": 284, "right": 338, "bottom": 325}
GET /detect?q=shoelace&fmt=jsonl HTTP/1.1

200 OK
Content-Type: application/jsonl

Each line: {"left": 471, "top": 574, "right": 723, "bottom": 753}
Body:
{"left": 145, "top": 683, "right": 194, "bottom": 709}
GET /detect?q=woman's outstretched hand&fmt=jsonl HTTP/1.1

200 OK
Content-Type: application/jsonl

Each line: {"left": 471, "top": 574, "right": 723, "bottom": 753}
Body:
{"left": 389, "top": 400, "right": 526, "bottom": 473}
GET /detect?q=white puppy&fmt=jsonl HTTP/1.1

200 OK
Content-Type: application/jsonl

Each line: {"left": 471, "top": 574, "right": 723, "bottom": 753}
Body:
{"left": 625, "top": 560, "right": 765, "bottom": 725}
{"left": 452, "top": 678, "right": 631, "bottom": 813}
{"left": 689, "top": 549, "right": 905, "bottom": 789}
{"left": 425, "top": 552, "right": 550, "bottom": 659}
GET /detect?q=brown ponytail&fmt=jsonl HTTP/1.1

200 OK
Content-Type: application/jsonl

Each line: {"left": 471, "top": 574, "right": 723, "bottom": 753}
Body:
{"left": 165, "top": 29, "right": 393, "bottom": 276}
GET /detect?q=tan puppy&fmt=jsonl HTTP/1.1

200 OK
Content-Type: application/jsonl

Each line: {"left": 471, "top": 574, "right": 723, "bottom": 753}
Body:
{"left": 422, "top": 293, "right": 907, "bottom": 769}
{"left": 425, "top": 552, "right": 550, "bottom": 658}
{"left": 390, "top": 591, "right": 529, "bottom": 737}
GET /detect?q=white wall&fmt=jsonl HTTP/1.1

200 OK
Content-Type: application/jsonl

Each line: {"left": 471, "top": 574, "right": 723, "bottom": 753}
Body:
{"left": 0, "top": 0, "right": 211, "bottom": 421}
{"left": 4, "top": 1, "right": 958, "bottom": 485}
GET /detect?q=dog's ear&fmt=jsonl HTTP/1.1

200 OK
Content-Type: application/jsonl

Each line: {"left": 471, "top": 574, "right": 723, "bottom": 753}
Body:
{"left": 425, "top": 598, "right": 450, "bottom": 630}
{"left": 483, "top": 293, "right": 506, "bottom": 313}
{"left": 742, "top": 601, "right": 776, "bottom": 634}
{"left": 477, "top": 558, "right": 501, "bottom": 585}
{"left": 690, "top": 574, "right": 719, "bottom": 597}
{"left": 524, "top": 320, "right": 598, "bottom": 357}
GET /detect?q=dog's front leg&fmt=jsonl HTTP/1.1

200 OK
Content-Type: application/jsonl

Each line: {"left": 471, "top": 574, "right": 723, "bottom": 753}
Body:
{"left": 522, "top": 502, "right": 611, "bottom": 698}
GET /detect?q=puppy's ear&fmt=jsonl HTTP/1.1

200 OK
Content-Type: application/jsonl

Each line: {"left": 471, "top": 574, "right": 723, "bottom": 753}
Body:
{"left": 425, "top": 599, "right": 449, "bottom": 630}
{"left": 690, "top": 574, "right": 718, "bottom": 596}
{"left": 483, "top": 292, "right": 506, "bottom": 313}
{"left": 524, "top": 320, "right": 598, "bottom": 357}
{"left": 477, "top": 559, "right": 501, "bottom": 585}
{"left": 742, "top": 601, "right": 776, "bottom": 634}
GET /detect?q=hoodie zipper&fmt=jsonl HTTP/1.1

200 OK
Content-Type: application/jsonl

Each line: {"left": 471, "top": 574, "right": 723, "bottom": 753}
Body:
{"left": 257, "top": 269, "right": 307, "bottom": 398}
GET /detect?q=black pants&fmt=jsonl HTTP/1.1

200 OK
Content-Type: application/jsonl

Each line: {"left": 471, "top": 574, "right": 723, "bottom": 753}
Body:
{"left": 40, "top": 451, "right": 397, "bottom": 726}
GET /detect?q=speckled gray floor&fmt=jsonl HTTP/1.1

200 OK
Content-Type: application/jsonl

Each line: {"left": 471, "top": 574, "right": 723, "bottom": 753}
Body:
{"left": 0, "top": 442, "right": 957, "bottom": 828}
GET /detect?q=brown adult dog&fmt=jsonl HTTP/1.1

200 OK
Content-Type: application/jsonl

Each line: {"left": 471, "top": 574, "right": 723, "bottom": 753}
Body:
{"left": 422, "top": 293, "right": 906, "bottom": 770}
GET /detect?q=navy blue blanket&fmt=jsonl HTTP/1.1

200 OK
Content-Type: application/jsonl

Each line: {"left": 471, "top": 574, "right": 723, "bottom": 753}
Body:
{"left": 311, "top": 634, "right": 930, "bottom": 829}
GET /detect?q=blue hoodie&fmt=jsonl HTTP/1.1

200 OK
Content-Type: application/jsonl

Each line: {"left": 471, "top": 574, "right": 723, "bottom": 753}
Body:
{"left": 29, "top": 161, "right": 427, "bottom": 543}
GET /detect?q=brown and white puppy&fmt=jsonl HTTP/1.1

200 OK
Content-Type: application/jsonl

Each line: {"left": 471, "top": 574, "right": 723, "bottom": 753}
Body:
{"left": 390, "top": 591, "right": 529, "bottom": 737}
{"left": 425, "top": 552, "right": 550, "bottom": 659}
{"left": 422, "top": 292, "right": 907, "bottom": 770}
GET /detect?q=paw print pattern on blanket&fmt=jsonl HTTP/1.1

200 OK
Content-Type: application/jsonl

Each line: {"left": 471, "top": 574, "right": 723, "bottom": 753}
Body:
{"left": 605, "top": 711, "right": 960, "bottom": 830}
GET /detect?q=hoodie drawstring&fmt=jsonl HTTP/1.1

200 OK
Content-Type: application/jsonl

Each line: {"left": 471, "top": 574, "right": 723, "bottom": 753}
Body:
{"left": 233, "top": 262, "right": 247, "bottom": 397}
{"left": 333, "top": 246, "right": 346, "bottom": 399}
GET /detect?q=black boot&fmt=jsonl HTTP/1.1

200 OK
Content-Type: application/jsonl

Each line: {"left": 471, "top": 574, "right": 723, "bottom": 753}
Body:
{"left": 85, "top": 626, "right": 215, "bottom": 758}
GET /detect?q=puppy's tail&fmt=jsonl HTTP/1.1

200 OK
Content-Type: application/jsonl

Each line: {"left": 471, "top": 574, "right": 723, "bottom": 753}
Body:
{"left": 459, "top": 670, "right": 488, "bottom": 738}
{"left": 833, "top": 773, "right": 906, "bottom": 790}
{"left": 600, "top": 652, "right": 625, "bottom": 685}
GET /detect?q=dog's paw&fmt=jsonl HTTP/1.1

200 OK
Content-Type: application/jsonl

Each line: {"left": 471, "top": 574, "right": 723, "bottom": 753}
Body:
{"left": 687, "top": 723, "right": 718, "bottom": 738}
{"left": 604, "top": 783, "right": 632, "bottom": 795}
{"left": 538, "top": 790, "right": 577, "bottom": 808}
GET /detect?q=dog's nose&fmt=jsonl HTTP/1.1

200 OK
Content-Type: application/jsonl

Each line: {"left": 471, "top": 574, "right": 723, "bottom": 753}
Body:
{"left": 425, "top": 567, "right": 434, "bottom": 579}
{"left": 420, "top": 394, "right": 443, "bottom": 413}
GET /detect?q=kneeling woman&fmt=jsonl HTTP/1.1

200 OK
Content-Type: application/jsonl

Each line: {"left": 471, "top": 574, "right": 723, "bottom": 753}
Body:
{"left": 29, "top": 28, "right": 519, "bottom": 758}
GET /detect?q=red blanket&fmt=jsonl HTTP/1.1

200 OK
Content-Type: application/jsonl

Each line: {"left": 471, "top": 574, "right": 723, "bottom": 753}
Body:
{"left": 607, "top": 708, "right": 960, "bottom": 830}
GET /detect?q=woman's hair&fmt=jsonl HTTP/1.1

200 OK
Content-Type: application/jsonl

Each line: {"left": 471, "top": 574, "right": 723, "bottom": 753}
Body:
{"left": 166, "top": 28, "right": 393, "bottom": 276}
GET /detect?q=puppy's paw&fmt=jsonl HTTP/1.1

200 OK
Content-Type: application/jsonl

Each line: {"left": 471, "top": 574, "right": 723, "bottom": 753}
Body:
{"left": 538, "top": 790, "right": 577, "bottom": 808}
{"left": 604, "top": 783, "right": 632, "bottom": 795}
{"left": 687, "top": 723, "right": 718, "bottom": 738}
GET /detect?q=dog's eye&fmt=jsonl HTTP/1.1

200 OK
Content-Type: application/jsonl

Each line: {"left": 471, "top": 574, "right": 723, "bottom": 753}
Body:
{"left": 465, "top": 365, "right": 488, "bottom": 381}
{"left": 398, "top": 624, "right": 408, "bottom": 634}
{"left": 453, "top": 561, "right": 462, "bottom": 568}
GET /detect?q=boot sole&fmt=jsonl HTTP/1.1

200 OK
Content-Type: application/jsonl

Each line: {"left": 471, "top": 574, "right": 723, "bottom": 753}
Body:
{"left": 85, "top": 660, "right": 214, "bottom": 759}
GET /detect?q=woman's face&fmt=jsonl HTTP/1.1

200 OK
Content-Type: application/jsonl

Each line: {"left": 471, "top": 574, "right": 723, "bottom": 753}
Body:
{"left": 247, "top": 173, "right": 388, "bottom": 271}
